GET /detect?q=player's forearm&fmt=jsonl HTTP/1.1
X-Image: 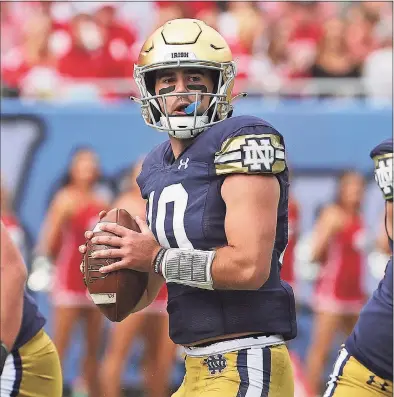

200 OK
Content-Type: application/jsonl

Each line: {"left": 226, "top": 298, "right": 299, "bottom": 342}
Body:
{"left": 0, "top": 264, "right": 26, "bottom": 350}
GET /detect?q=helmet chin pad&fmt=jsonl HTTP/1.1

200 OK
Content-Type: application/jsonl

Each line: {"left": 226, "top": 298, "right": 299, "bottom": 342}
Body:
{"left": 160, "top": 115, "right": 209, "bottom": 139}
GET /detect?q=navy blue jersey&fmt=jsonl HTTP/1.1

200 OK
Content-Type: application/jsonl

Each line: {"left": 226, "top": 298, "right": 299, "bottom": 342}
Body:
{"left": 345, "top": 139, "right": 393, "bottom": 380}
{"left": 138, "top": 115, "right": 297, "bottom": 345}
{"left": 14, "top": 290, "right": 46, "bottom": 350}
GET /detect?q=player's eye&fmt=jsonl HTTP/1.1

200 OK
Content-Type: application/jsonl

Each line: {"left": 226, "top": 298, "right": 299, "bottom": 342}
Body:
{"left": 162, "top": 77, "right": 174, "bottom": 84}
{"left": 189, "top": 75, "right": 201, "bottom": 82}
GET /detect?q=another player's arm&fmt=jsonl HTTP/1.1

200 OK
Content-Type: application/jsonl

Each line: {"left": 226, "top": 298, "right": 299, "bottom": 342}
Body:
{"left": 376, "top": 217, "right": 391, "bottom": 254}
{"left": 0, "top": 221, "right": 27, "bottom": 372}
{"left": 386, "top": 201, "right": 393, "bottom": 241}
{"left": 310, "top": 206, "right": 341, "bottom": 263}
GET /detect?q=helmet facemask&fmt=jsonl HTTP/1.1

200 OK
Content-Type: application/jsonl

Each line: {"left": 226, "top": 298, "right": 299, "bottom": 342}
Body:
{"left": 132, "top": 60, "right": 237, "bottom": 139}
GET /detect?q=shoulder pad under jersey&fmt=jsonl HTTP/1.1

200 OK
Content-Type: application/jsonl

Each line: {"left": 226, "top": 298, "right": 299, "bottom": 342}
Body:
{"left": 137, "top": 141, "right": 169, "bottom": 192}
{"left": 211, "top": 115, "right": 286, "bottom": 176}
{"left": 370, "top": 138, "right": 393, "bottom": 201}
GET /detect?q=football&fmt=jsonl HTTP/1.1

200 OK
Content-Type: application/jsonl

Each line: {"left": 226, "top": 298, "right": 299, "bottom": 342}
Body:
{"left": 84, "top": 208, "right": 149, "bottom": 322}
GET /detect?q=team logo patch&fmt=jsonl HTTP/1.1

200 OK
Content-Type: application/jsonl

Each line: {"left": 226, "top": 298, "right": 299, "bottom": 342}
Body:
{"left": 241, "top": 137, "right": 279, "bottom": 172}
{"left": 203, "top": 354, "right": 227, "bottom": 375}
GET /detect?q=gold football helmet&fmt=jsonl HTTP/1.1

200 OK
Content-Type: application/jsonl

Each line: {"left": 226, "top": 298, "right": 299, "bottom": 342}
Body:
{"left": 132, "top": 19, "right": 240, "bottom": 139}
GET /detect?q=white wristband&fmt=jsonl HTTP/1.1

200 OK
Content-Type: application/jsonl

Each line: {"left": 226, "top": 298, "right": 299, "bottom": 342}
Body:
{"left": 161, "top": 248, "right": 215, "bottom": 290}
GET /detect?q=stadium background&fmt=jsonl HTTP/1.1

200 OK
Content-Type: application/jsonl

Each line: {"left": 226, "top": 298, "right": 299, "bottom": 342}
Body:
{"left": 0, "top": 1, "right": 392, "bottom": 396}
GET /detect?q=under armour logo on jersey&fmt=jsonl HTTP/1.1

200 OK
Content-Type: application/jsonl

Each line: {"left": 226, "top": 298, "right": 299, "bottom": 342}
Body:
{"left": 178, "top": 158, "right": 190, "bottom": 170}
{"left": 375, "top": 158, "right": 393, "bottom": 196}
{"left": 203, "top": 354, "right": 227, "bottom": 375}
{"left": 241, "top": 138, "right": 283, "bottom": 172}
{"left": 367, "top": 375, "right": 389, "bottom": 391}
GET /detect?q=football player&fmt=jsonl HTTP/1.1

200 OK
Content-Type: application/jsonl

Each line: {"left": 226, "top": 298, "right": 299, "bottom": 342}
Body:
{"left": 0, "top": 220, "right": 62, "bottom": 396}
{"left": 323, "top": 138, "right": 393, "bottom": 397}
{"left": 80, "top": 19, "right": 296, "bottom": 396}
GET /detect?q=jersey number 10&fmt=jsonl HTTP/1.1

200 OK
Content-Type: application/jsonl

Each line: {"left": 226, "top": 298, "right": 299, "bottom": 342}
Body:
{"left": 147, "top": 183, "right": 194, "bottom": 249}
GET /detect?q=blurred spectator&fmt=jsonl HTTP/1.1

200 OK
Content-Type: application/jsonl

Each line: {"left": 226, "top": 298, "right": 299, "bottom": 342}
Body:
{"left": 363, "top": 20, "right": 393, "bottom": 101}
{"left": 281, "top": 2, "right": 325, "bottom": 79}
{"left": 249, "top": 20, "right": 292, "bottom": 94}
{"left": 93, "top": 3, "right": 137, "bottom": 65}
{"left": 345, "top": 4, "right": 380, "bottom": 64}
{"left": 289, "top": 2, "right": 324, "bottom": 45}
{"left": 1, "top": 1, "right": 391, "bottom": 100}
{"left": 0, "top": 2, "right": 23, "bottom": 56}
{"left": 308, "top": 18, "right": 361, "bottom": 97}
{"left": 57, "top": 8, "right": 134, "bottom": 100}
{"left": 154, "top": 1, "right": 185, "bottom": 29}
{"left": 218, "top": 2, "right": 265, "bottom": 93}
{"left": 1, "top": 10, "right": 59, "bottom": 98}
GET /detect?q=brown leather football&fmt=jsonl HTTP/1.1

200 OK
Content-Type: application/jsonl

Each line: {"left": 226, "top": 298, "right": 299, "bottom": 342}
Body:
{"left": 84, "top": 208, "right": 148, "bottom": 322}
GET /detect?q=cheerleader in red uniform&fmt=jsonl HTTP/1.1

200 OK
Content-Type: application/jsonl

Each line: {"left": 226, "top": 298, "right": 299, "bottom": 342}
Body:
{"left": 36, "top": 148, "right": 108, "bottom": 397}
{"left": 305, "top": 171, "right": 367, "bottom": 396}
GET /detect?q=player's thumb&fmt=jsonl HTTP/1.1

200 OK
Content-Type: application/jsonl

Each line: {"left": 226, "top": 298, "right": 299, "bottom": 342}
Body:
{"left": 135, "top": 216, "right": 150, "bottom": 234}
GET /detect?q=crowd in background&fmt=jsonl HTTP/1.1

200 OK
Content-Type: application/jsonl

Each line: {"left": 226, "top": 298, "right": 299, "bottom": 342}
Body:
{"left": 1, "top": 1, "right": 392, "bottom": 100}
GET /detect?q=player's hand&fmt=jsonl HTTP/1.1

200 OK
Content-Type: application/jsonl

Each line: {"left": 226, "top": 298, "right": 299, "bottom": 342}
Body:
{"left": 78, "top": 210, "right": 108, "bottom": 274}
{"left": 78, "top": 209, "right": 108, "bottom": 253}
{"left": 87, "top": 216, "right": 161, "bottom": 274}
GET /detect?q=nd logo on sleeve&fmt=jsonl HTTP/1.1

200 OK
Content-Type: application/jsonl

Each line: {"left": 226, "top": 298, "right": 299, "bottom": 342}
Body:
{"left": 374, "top": 154, "right": 393, "bottom": 200}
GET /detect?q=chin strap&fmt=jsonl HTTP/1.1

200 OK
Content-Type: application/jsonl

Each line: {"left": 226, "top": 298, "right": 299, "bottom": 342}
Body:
{"left": 231, "top": 92, "right": 248, "bottom": 102}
